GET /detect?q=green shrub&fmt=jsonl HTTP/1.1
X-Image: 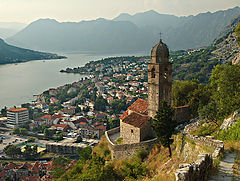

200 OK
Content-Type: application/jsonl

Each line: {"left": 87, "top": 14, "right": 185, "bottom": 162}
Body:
{"left": 116, "top": 137, "right": 123, "bottom": 145}
{"left": 218, "top": 118, "right": 240, "bottom": 141}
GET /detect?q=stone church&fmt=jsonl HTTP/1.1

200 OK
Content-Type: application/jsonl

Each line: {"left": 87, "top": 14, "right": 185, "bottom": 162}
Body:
{"left": 106, "top": 38, "right": 189, "bottom": 159}
{"left": 119, "top": 39, "right": 173, "bottom": 144}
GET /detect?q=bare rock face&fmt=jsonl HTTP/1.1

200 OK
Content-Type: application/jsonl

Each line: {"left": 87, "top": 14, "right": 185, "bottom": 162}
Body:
{"left": 232, "top": 52, "right": 240, "bottom": 64}
{"left": 220, "top": 111, "right": 240, "bottom": 130}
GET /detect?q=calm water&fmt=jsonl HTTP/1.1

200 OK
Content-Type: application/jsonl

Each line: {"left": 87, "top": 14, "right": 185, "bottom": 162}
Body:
{"left": 0, "top": 52, "right": 147, "bottom": 109}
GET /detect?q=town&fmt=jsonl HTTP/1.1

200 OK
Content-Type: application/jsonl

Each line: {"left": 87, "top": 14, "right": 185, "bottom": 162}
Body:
{"left": 0, "top": 55, "right": 152, "bottom": 180}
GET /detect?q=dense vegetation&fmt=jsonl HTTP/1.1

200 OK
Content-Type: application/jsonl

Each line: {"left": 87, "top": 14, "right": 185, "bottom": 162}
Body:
{"left": 0, "top": 38, "right": 65, "bottom": 65}
{"left": 171, "top": 47, "right": 220, "bottom": 84}
{"left": 54, "top": 137, "right": 149, "bottom": 181}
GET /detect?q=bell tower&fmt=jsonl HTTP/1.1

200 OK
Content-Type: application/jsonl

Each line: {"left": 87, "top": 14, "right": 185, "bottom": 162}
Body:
{"left": 148, "top": 39, "right": 172, "bottom": 118}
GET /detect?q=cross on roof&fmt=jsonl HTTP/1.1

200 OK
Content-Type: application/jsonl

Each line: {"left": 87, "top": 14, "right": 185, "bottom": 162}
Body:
{"left": 159, "top": 32, "right": 162, "bottom": 41}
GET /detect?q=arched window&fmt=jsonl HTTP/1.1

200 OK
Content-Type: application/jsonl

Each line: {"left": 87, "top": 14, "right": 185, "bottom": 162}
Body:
{"left": 151, "top": 67, "right": 155, "bottom": 78}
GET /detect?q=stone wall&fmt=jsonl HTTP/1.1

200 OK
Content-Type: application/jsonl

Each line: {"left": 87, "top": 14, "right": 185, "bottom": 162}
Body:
{"left": 120, "top": 122, "right": 140, "bottom": 144}
{"left": 106, "top": 128, "right": 158, "bottom": 160}
{"left": 175, "top": 154, "right": 213, "bottom": 181}
{"left": 174, "top": 122, "right": 225, "bottom": 181}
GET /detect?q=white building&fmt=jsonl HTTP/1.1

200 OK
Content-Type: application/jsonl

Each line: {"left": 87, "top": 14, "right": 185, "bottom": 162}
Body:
{"left": 7, "top": 108, "right": 29, "bottom": 128}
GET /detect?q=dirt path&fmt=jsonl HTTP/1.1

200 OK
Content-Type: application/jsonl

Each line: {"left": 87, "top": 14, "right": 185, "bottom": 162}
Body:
{"left": 209, "top": 151, "right": 240, "bottom": 181}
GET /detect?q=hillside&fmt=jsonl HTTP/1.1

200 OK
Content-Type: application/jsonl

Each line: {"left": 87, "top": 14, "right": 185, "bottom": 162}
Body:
{"left": 171, "top": 16, "right": 240, "bottom": 83}
{"left": 0, "top": 22, "right": 26, "bottom": 39}
{"left": 0, "top": 38, "right": 65, "bottom": 65}
{"left": 6, "top": 7, "right": 240, "bottom": 53}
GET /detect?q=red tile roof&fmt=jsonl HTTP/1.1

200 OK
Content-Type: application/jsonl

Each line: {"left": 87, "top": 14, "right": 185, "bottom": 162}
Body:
{"left": 122, "top": 112, "right": 150, "bottom": 128}
{"left": 7, "top": 107, "right": 28, "bottom": 112}
{"left": 119, "top": 110, "right": 129, "bottom": 120}
{"left": 41, "top": 115, "right": 52, "bottom": 120}
{"left": 128, "top": 98, "right": 148, "bottom": 115}
{"left": 95, "top": 125, "right": 106, "bottom": 131}
{"left": 174, "top": 105, "right": 189, "bottom": 109}
{"left": 4, "top": 162, "right": 17, "bottom": 169}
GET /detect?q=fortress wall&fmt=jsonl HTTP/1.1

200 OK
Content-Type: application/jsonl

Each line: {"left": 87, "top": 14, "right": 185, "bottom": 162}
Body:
{"left": 175, "top": 134, "right": 224, "bottom": 181}
{"left": 105, "top": 128, "right": 158, "bottom": 160}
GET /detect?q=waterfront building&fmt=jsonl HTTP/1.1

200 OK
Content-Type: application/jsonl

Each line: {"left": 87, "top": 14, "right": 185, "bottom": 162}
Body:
{"left": 7, "top": 107, "right": 29, "bottom": 128}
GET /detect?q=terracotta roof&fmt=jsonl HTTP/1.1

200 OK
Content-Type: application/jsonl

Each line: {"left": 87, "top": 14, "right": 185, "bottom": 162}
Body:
{"left": 122, "top": 112, "right": 150, "bottom": 128}
{"left": 41, "top": 115, "right": 52, "bottom": 120}
{"left": 174, "top": 105, "right": 189, "bottom": 109}
{"left": 119, "top": 110, "right": 129, "bottom": 120}
{"left": 18, "top": 162, "right": 32, "bottom": 170}
{"left": 95, "top": 125, "right": 106, "bottom": 131}
{"left": 7, "top": 107, "right": 28, "bottom": 112}
{"left": 52, "top": 124, "right": 69, "bottom": 129}
{"left": 4, "top": 162, "right": 17, "bottom": 169}
{"left": 128, "top": 98, "right": 148, "bottom": 115}
{"left": 52, "top": 114, "right": 64, "bottom": 119}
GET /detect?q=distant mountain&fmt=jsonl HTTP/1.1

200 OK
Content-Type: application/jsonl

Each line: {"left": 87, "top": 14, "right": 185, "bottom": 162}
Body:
{"left": 7, "top": 7, "right": 240, "bottom": 53}
{"left": 0, "top": 38, "right": 65, "bottom": 65}
{"left": 0, "top": 22, "right": 26, "bottom": 38}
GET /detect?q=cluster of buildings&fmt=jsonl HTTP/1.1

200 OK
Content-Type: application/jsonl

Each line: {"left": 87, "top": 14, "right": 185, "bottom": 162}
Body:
{"left": 0, "top": 160, "right": 76, "bottom": 181}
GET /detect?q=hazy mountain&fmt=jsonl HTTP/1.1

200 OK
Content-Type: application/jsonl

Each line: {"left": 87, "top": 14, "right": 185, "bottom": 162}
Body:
{"left": 0, "top": 38, "right": 65, "bottom": 65}
{"left": 0, "top": 22, "right": 26, "bottom": 38}
{"left": 7, "top": 18, "right": 154, "bottom": 53}
{"left": 7, "top": 7, "right": 240, "bottom": 52}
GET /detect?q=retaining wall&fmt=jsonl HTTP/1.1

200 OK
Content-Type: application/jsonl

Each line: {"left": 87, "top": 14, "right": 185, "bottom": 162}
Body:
{"left": 175, "top": 134, "right": 224, "bottom": 181}
{"left": 105, "top": 127, "right": 158, "bottom": 160}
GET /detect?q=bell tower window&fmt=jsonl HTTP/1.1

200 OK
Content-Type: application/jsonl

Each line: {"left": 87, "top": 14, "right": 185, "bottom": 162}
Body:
{"left": 151, "top": 68, "right": 155, "bottom": 78}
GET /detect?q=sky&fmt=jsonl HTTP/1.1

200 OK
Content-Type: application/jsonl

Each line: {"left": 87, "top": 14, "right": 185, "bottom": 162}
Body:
{"left": 0, "top": 0, "right": 240, "bottom": 23}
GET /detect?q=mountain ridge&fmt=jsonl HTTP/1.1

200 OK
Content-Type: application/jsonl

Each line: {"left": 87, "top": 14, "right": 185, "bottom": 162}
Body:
{"left": 6, "top": 6, "right": 240, "bottom": 53}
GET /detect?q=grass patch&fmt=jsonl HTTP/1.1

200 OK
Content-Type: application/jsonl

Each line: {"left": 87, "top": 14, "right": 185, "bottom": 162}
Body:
{"left": 235, "top": 23, "right": 240, "bottom": 46}
{"left": 92, "top": 135, "right": 111, "bottom": 160}
{"left": 116, "top": 137, "right": 123, "bottom": 145}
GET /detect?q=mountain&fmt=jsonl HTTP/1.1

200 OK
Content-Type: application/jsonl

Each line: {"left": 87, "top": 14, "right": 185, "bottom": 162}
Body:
{"left": 0, "top": 22, "right": 26, "bottom": 38}
{"left": 0, "top": 38, "right": 65, "bottom": 65}
{"left": 7, "top": 7, "right": 240, "bottom": 53}
{"left": 7, "top": 18, "right": 153, "bottom": 53}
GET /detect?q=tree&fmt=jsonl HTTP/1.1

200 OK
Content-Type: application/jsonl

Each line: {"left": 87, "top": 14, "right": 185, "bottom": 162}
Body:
{"left": 77, "top": 146, "right": 92, "bottom": 162}
{"left": 13, "top": 128, "right": 20, "bottom": 134}
{"left": 27, "top": 137, "right": 36, "bottom": 142}
{"left": 3, "top": 144, "right": 21, "bottom": 158}
{"left": 94, "top": 96, "right": 108, "bottom": 112}
{"left": 55, "top": 132, "right": 63, "bottom": 141}
{"left": 210, "top": 64, "right": 240, "bottom": 119}
{"left": 20, "top": 128, "right": 28, "bottom": 136}
{"left": 44, "top": 128, "right": 53, "bottom": 138}
{"left": 199, "top": 102, "right": 219, "bottom": 126}
{"left": 23, "top": 145, "right": 38, "bottom": 159}
{"left": 152, "top": 101, "right": 175, "bottom": 157}
{"left": 75, "top": 136, "right": 82, "bottom": 143}
{"left": 0, "top": 106, "right": 7, "bottom": 117}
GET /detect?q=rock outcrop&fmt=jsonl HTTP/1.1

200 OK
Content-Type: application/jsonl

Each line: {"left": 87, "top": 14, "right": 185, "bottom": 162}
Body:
{"left": 220, "top": 110, "right": 240, "bottom": 130}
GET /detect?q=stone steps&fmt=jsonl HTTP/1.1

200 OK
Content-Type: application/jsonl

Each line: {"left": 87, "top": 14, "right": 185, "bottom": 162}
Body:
{"left": 208, "top": 152, "right": 237, "bottom": 181}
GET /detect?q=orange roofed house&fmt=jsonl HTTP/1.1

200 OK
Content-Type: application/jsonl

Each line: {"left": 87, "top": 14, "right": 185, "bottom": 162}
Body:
{"left": 120, "top": 99, "right": 154, "bottom": 144}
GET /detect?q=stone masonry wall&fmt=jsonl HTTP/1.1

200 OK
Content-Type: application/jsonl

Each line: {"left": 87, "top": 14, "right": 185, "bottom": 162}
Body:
{"left": 106, "top": 128, "right": 158, "bottom": 160}
{"left": 120, "top": 122, "right": 140, "bottom": 144}
{"left": 175, "top": 154, "right": 213, "bottom": 181}
{"left": 174, "top": 119, "right": 225, "bottom": 181}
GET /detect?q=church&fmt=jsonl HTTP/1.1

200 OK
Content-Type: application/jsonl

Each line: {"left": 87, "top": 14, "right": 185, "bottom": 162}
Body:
{"left": 119, "top": 38, "right": 172, "bottom": 144}
{"left": 106, "top": 38, "right": 189, "bottom": 159}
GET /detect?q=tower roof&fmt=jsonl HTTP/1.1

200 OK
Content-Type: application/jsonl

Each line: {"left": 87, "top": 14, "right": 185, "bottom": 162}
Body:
{"left": 151, "top": 39, "right": 169, "bottom": 63}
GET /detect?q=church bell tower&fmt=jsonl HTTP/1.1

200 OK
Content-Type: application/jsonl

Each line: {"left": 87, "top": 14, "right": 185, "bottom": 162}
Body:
{"left": 148, "top": 39, "right": 172, "bottom": 118}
